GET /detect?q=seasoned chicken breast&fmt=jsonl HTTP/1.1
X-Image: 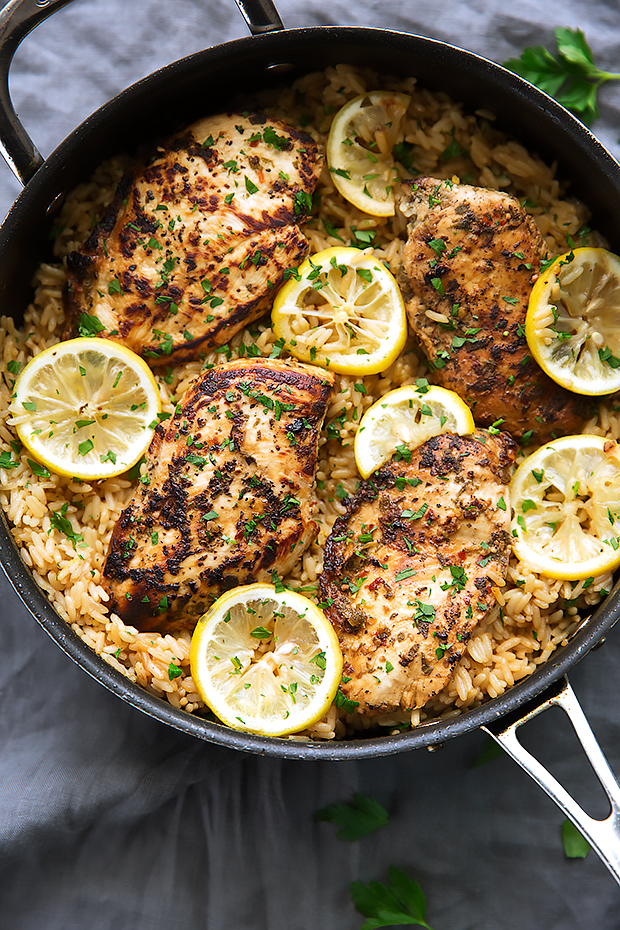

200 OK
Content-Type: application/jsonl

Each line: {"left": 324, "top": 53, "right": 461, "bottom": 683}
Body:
{"left": 64, "top": 112, "right": 322, "bottom": 365}
{"left": 399, "top": 177, "right": 590, "bottom": 441}
{"left": 102, "top": 357, "right": 334, "bottom": 631}
{"left": 319, "top": 430, "right": 516, "bottom": 715}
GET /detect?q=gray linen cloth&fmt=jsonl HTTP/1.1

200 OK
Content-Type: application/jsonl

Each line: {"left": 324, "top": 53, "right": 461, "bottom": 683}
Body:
{"left": 1, "top": 1, "right": 620, "bottom": 927}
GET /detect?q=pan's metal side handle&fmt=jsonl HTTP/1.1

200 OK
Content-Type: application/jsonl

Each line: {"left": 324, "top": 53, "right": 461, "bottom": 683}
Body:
{"left": 482, "top": 676, "right": 620, "bottom": 886}
{"left": 234, "top": 0, "right": 284, "bottom": 35}
{"left": 0, "top": 0, "right": 282, "bottom": 184}
{"left": 0, "top": 0, "right": 74, "bottom": 185}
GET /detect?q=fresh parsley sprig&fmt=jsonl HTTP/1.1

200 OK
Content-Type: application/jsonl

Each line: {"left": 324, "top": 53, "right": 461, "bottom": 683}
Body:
{"left": 350, "top": 866, "right": 434, "bottom": 930}
{"left": 316, "top": 792, "right": 389, "bottom": 841}
{"left": 504, "top": 27, "right": 620, "bottom": 124}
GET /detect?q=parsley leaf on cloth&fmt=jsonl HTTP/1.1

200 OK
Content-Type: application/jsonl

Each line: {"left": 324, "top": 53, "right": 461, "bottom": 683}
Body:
{"left": 471, "top": 737, "right": 505, "bottom": 767}
{"left": 350, "top": 866, "right": 433, "bottom": 929}
{"left": 503, "top": 27, "right": 620, "bottom": 124}
{"left": 562, "top": 819, "right": 591, "bottom": 859}
{"left": 316, "top": 793, "right": 389, "bottom": 841}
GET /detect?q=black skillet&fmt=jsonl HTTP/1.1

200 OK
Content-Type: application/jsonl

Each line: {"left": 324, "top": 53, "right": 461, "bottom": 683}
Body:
{"left": 1, "top": 0, "right": 620, "bottom": 881}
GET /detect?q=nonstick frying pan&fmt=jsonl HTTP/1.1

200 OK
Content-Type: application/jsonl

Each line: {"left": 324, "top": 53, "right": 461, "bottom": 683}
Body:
{"left": 2, "top": 0, "right": 620, "bottom": 883}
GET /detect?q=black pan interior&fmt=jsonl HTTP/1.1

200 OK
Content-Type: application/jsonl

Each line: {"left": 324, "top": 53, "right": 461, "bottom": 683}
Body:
{"left": 1, "top": 25, "right": 620, "bottom": 760}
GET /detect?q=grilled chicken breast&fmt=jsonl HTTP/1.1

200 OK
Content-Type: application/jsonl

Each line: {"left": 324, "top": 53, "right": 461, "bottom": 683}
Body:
{"left": 319, "top": 430, "right": 516, "bottom": 715}
{"left": 64, "top": 112, "right": 322, "bottom": 365}
{"left": 102, "top": 357, "right": 334, "bottom": 631}
{"left": 399, "top": 177, "right": 590, "bottom": 441}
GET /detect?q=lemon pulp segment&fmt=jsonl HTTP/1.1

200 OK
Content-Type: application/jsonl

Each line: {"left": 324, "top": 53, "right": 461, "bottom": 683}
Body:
{"left": 354, "top": 383, "right": 475, "bottom": 478}
{"left": 526, "top": 247, "right": 620, "bottom": 395}
{"left": 271, "top": 246, "right": 407, "bottom": 375}
{"left": 189, "top": 583, "right": 343, "bottom": 737}
{"left": 10, "top": 337, "right": 161, "bottom": 480}
{"left": 509, "top": 434, "right": 620, "bottom": 580}
{"left": 326, "top": 91, "right": 411, "bottom": 216}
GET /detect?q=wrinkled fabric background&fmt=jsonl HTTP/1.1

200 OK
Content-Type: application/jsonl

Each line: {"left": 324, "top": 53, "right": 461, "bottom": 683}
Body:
{"left": 1, "top": 1, "right": 620, "bottom": 928}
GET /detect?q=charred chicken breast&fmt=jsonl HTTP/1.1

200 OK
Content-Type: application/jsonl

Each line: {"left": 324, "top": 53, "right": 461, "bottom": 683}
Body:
{"left": 399, "top": 177, "right": 590, "bottom": 441}
{"left": 65, "top": 112, "right": 322, "bottom": 365}
{"left": 319, "top": 430, "right": 516, "bottom": 715}
{"left": 102, "top": 357, "right": 334, "bottom": 631}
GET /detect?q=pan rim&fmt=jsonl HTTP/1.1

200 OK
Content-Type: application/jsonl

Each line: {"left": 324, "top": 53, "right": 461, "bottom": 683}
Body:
{"left": 4, "top": 23, "right": 620, "bottom": 222}
{"left": 2, "top": 23, "right": 620, "bottom": 760}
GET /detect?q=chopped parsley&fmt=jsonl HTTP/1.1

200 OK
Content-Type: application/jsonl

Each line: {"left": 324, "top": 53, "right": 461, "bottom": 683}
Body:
{"left": 250, "top": 626, "right": 271, "bottom": 639}
{"left": 168, "top": 662, "right": 183, "bottom": 680}
{"left": 440, "top": 565, "right": 468, "bottom": 592}
{"left": 77, "top": 312, "right": 106, "bottom": 337}
{"left": 334, "top": 689, "right": 359, "bottom": 714}
{"left": 411, "top": 599, "right": 436, "bottom": 626}
{"left": 49, "top": 502, "right": 83, "bottom": 548}
{"left": 0, "top": 450, "right": 19, "bottom": 469}
{"left": 401, "top": 503, "right": 428, "bottom": 521}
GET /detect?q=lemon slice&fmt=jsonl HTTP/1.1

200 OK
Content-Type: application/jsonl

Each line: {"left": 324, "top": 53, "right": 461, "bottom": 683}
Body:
{"left": 354, "top": 383, "right": 475, "bottom": 478}
{"left": 9, "top": 337, "right": 161, "bottom": 481}
{"left": 189, "top": 583, "right": 343, "bottom": 737}
{"left": 526, "top": 247, "right": 620, "bottom": 395}
{"left": 272, "top": 246, "right": 407, "bottom": 375}
{"left": 326, "top": 91, "right": 411, "bottom": 216}
{"left": 510, "top": 434, "right": 620, "bottom": 580}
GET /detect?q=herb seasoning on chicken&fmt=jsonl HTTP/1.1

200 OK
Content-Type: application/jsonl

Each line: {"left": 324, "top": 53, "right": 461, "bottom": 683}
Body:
{"left": 319, "top": 430, "right": 516, "bottom": 715}
{"left": 102, "top": 357, "right": 334, "bottom": 631}
{"left": 64, "top": 112, "right": 323, "bottom": 365}
{"left": 398, "top": 177, "right": 590, "bottom": 441}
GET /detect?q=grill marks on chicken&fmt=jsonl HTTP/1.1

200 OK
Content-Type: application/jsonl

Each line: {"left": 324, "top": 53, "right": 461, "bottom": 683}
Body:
{"left": 399, "top": 178, "right": 589, "bottom": 441}
{"left": 102, "top": 358, "right": 334, "bottom": 631}
{"left": 319, "top": 431, "right": 516, "bottom": 715}
{"left": 64, "top": 112, "right": 322, "bottom": 365}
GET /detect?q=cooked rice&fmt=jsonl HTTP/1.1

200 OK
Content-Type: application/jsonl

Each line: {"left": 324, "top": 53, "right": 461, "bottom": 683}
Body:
{"left": 0, "top": 64, "right": 613, "bottom": 740}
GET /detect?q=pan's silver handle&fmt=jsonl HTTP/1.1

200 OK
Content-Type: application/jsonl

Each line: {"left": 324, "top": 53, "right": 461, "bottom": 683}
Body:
{"left": 0, "top": 0, "right": 284, "bottom": 187}
{"left": 234, "top": 0, "right": 284, "bottom": 35}
{"left": 0, "top": 0, "right": 73, "bottom": 185}
{"left": 482, "top": 676, "right": 620, "bottom": 885}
